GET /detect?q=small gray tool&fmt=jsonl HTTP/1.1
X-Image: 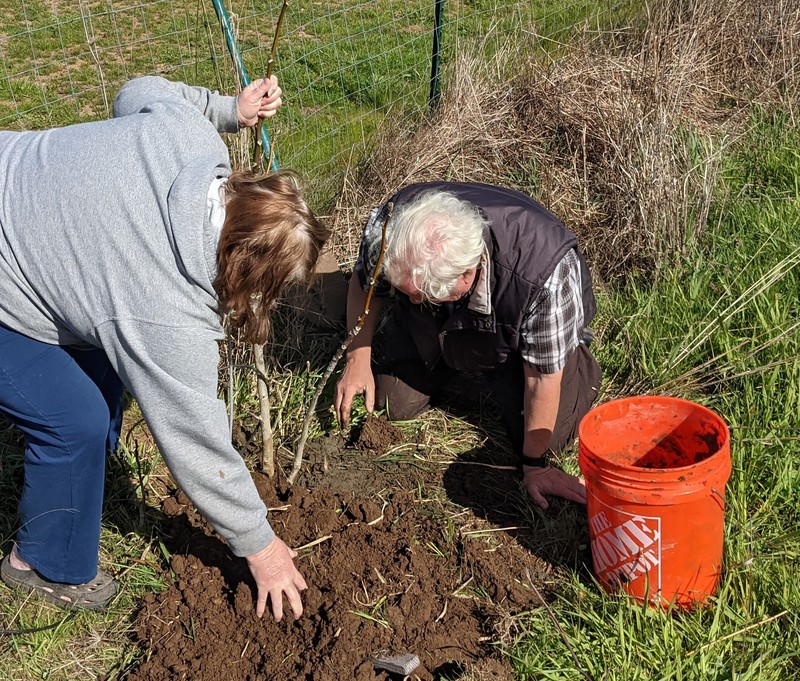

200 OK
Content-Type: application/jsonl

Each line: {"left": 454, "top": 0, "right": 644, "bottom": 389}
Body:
{"left": 370, "top": 651, "right": 421, "bottom": 675}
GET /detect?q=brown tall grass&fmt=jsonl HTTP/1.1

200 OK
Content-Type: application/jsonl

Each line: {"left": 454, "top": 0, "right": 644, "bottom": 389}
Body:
{"left": 327, "top": 0, "right": 799, "bottom": 284}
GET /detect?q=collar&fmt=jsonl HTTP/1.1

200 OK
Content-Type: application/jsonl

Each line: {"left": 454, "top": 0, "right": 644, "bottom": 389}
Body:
{"left": 466, "top": 243, "right": 491, "bottom": 315}
{"left": 207, "top": 177, "right": 227, "bottom": 237}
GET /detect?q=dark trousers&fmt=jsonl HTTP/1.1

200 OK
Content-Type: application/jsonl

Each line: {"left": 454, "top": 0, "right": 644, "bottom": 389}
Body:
{"left": 373, "top": 315, "right": 601, "bottom": 455}
{"left": 0, "top": 324, "right": 124, "bottom": 583}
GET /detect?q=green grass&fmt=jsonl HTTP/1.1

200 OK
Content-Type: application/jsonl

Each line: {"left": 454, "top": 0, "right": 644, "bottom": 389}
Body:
{"left": 2, "top": 1, "right": 798, "bottom": 679}
{"left": 508, "top": 109, "right": 800, "bottom": 681}
{"left": 0, "top": 0, "right": 629, "bottom": 209}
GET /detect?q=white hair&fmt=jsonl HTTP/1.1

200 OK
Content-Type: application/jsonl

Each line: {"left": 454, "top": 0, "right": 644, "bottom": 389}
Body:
{"left": 382, "top": 190, "right": 487, "bottom": 301}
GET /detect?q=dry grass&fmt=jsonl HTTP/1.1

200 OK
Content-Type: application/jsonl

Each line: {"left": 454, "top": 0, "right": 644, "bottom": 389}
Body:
{"left": 325, "top": 0, "right": 799, "bottom": 282}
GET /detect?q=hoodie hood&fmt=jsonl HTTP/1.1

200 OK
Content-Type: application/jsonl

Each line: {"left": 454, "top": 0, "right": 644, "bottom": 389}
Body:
{"left": 167, "top": 157, "right": 230, "bottom": 299}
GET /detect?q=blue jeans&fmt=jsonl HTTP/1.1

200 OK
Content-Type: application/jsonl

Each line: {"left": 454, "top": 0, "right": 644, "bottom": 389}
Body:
{"left": 0, "top": 324, "right": 124, "bottom": 583}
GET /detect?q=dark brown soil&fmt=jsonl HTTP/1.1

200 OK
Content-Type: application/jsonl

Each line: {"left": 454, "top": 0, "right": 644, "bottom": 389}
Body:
{"left": 127, "top": 414, "right": 588, "bottom": 680}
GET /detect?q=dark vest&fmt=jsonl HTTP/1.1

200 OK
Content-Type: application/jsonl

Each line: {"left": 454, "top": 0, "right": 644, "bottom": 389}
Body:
{"left": 386, "top": 182, "right": 596, "bottom": 371}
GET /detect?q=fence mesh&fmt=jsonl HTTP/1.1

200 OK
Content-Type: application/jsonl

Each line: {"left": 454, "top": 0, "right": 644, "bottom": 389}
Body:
{"left": 1, "top": 0, "right": 631, "bottom": 208}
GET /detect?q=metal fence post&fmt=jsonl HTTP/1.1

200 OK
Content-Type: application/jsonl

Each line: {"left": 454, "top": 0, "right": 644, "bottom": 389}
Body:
{"left": 429, "top": 0, "right": 445, "bottom": 111}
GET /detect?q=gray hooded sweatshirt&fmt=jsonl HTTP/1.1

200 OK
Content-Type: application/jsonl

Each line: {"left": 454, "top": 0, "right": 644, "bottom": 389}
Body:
{"left": 0, "top": 76, "right": 274, "bottom": 557}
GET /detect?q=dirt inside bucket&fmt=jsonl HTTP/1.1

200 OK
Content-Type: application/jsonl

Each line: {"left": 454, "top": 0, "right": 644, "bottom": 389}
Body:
{"left": 125, "top": 414, "right": 586, "bottom": 680}
{"left": 633, "top": 428, "right": 724, "bottom": 469}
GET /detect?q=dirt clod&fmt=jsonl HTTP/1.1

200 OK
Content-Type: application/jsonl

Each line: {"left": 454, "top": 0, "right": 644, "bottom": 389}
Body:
{"left": 352, "top": 413, "right": 406, "bottom": 454}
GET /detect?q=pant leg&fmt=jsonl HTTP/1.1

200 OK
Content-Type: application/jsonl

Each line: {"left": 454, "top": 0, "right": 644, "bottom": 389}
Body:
{"left": 372, "top": 306, "right": 455, "bottom": 421}
{"left": 0, "top": 325, "right": 123, "bottom": 583}
{"left": 375, "top": 360, "right": 455, "bottom": 421}
{"left": 66, "top": 347, "right": 125, "bottom": 454}
{"left": 488, "top": 343, "right": 602, "bottom": 454}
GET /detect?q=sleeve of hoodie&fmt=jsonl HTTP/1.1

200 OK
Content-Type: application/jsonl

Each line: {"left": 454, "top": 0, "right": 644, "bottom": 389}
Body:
{"left": 95, "top": 317, "right": 274, "bottom": 557}
{"left": 111, "top": 75, "right": 240, "bottom": 134}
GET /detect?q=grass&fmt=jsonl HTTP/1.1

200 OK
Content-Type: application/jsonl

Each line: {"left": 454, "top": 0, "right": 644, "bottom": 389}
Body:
{"left": 0, "top": 0, "right": 633, "bottom": 210}
{"left": 507, "top": 107, "right": 800, "bottom": 681}
{"left": 1, "top": 0, "right": 799, "bottom": 679}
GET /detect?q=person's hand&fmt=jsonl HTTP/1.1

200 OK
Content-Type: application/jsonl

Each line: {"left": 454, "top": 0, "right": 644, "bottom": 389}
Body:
{"left": 237, "top": 75, "right": 283, "bottom": 128}
{"left": 333, "top": 356, "right": 375, "bottom": 429}
{"left": 522, "top": 466, "right": 587, "bottom": 510}
{"left": 246, "top": 536, "right": 307, "bottom": 621}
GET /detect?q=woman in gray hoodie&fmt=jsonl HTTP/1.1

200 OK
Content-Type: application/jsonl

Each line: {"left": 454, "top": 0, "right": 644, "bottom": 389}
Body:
{"left": 0, "top": 74, "right": 328, "bottom": 621}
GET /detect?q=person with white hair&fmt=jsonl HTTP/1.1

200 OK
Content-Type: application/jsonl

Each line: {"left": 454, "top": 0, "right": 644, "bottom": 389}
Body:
{"left": 334, "top": 182, "right": 601, "bottom": 509}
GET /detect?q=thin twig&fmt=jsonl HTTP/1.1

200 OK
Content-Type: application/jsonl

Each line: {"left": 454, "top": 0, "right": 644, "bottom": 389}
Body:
{"left": 440, "top": 460, "right": 517, "bottom": 471}
{"left": 288, "top": 203, "right": 394, "bottom": 484}
{"left": 686, "top": 610, "right": 789, "bottom": 657}
{"left": 253, "top": 0, "right": 290, "bottom": 170}
{"left": 253, "top": 343, "right": 274, "bottom": 476}
{"left": 462, "top": 526, "right": 524, "bottom": 536}
{"left": 231, "top": 1, "right": 287, "bottom": 476}
{"left": 295, "top": 535, "right": 332, "bottom": 552}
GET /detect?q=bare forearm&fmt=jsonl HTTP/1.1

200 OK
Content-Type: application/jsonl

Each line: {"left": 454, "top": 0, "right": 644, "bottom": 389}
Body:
{"left": 520, "top": 364, "right": 586, "bottom": 509}
{"left": 334, "top": 275, "right": 385, "bottom": 426}
{"left": 345, "top": 274, "right": 383, "bottom": 358}
{"left": 522, "top": 365, "right": 563, "bottom": 459}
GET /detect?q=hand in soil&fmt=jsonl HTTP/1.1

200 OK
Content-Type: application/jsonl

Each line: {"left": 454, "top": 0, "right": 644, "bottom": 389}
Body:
{"left": 334, "top": 354, "right": 376, "bottom": 428}
{"left": 246, "top": 537, "right": 307, "bottom": 621}
{"left": 522, "top": 466, "right": 587, "bottom": 510}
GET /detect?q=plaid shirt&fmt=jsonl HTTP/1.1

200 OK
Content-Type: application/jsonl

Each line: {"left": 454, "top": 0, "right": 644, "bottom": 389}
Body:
{"left": 354, "top": 206, "right": 585, "bottom": 374}
{"left": 520, "top": 248, "right": 584, "bottom": 374}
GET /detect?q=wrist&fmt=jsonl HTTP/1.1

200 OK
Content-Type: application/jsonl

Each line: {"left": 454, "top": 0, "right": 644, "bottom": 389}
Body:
{"left": 520, "top": 453, "right": 549, "bottom": 468}
{"left": 345, "top": 347, "right": 372, "bottom": 365}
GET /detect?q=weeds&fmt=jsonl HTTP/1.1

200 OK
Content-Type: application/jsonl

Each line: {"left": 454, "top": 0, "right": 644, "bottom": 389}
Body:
{"left": 0, "top": 0, "right": 797, "bottom": 678}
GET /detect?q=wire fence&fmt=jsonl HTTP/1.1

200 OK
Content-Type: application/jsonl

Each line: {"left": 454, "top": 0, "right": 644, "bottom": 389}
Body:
{"left": 0, "top": 0, "right": 631, "bottom": 208}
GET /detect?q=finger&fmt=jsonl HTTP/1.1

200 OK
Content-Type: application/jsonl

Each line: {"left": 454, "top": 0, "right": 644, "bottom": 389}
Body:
{"left": 270, "top": 589, "right": 284, "bottom": 622}
{"left": 255, "top": 589, "right": 267, "bottom": 618}
{"left": 259, "top": 99, "right": 282, "bottom": 119}
{"left": 563, "top": 475, "right": 587, "bottom": 504}
{"left": 364, "top": 385, "right": 375, "bottom": 413}
{"left": 527, "top": 486, "right": 549, "bottom": 510}
{"left": 336, "top": 403, "right": 348, "bottom": 429}
{"left": 254, "top": 76, "right": 272, "bottom": 96}
{"left": 242, "top": 78, "right": 266, "bottom": 103}
{"left": 286, "top": 587, "right": 304, "bottom": 620}
{"left": 574, "top": 476, "right": 587, "bottom": 496}
{"left": 262, "top": 86, "right": 282, "bottom": 103}
{"left": 338, "top": 392, "right": 353, "bottom": 429}
{"left": 259, "top": 94, "right": 283, "bottom": 113}
{"left": 562, "top": 487, "right": 587, "bottom": 505}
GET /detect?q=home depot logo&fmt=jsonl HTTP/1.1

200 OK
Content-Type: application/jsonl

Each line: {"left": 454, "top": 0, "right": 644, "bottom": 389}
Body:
{"left": 589, "top": 500, "right": 662, "bottom": 595}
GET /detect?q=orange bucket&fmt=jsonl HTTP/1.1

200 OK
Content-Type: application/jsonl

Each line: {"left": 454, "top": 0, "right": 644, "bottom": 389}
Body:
{"left": 578, "top": 396, "right": 731, "bottom": 609}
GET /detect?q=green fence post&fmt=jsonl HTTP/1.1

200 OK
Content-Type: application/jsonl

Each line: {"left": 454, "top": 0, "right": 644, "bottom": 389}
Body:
{"left": 210, "top": 0, "right": 279, "bottom": 172}
{"left": 429, "top": 0, "right": 445, "bottom": 111}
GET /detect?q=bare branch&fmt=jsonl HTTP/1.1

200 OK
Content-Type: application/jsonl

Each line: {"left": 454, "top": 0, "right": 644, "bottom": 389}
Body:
{"left": 288, "top": 202, "right": 394, "bottom": 484}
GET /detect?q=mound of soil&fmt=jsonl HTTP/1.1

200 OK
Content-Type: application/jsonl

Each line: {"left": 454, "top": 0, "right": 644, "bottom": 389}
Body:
{"left": 128, "top": 415, "right": 584, "bottom": 680}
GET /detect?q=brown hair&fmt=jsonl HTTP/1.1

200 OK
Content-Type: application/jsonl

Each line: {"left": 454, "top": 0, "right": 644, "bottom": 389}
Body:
{"left": 214, "top": 169, "right": 329, "bottom": 345}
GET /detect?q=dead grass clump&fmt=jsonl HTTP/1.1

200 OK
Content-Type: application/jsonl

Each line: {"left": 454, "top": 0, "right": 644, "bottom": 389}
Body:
{"left": 327, "top": 0, "right": 798, "bottom": 283}
{"left": 510, "top": 43, "right": 723, "bottom": 280}
{"left": 327, "top": 45, "right": 514, "bottom": 269}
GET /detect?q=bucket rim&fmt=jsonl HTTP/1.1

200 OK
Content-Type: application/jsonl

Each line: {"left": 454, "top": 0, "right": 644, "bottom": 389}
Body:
{"left": 578, "top": 395, "right": 731, "bottom": 474}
